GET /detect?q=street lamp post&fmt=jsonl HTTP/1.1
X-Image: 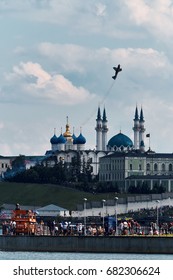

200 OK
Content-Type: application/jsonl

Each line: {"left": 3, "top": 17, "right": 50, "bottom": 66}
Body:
{"left": 83, "top": 198, "right": 87, "bottom": 236}
{"left": 114, "top": 197, "right": 118, "bottom": 235}
{"left": 156, "top": 200, "right": 160, "bottom": 232}
{"left": 102, "top": 199, "right": 106, "bottom": 229}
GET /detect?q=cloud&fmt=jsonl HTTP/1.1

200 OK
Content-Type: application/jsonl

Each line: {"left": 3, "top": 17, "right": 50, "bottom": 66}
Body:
{"left": 2, "top": 44, "right": 172, "bottom": 108}
{"left": 0, "top": 121, "right": 4, "bottom": 129}
{"left": 38, "top": 43, "right": 90, "bottom": 73}
{"left": 3, "top": 62, "right": 95, "bottom": 105}
{"left": 2, "top": 0, "right": 170, "bottom": 46}
{"left": 95, "top": 3, "right": 106, "bottom": 17}
{"left": 2, "top": 0, "right": 173, "bottom": 43}
{"left": 116, "top": 48, "right": 171, "bottom": 75}
{"left": 38, "top": 43, "right": 172, "bottom": 79}
{"left": 123, "top": 0, "right": 173, "bottom": 40}
{"left": 0, "top": 1, "right": 132, "bottom": 39}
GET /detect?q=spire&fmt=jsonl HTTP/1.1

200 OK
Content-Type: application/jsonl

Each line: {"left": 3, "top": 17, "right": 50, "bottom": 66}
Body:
{"left": 140, "top": 107, "right": 144, "bottom": 122}
{"left": 63, "top": 116, "right": 72, "bottom": 138}
{"left": 102, "top": 106, "right": 108, "bottom": 152}
{"left": 102, "top": 107, "right": 107, "bottom": 122}
{"left": 95, "top": 106, "right": 102, "bottom": 151}
{"left": 96, "top": 106, "right": 102, "bottom": 121}
{"left": 72, "top": 126, "right": 76, "bottom": 138}
{"left": 134, "top": 106, "right": 139, "bottom": 121}
{"left": 133, "top": 105, "right": 140, "bottom": 150}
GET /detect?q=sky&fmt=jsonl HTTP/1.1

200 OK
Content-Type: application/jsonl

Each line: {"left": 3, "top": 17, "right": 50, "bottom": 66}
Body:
{"left": 1, "top": 0, "right": 173, "bottom": 156}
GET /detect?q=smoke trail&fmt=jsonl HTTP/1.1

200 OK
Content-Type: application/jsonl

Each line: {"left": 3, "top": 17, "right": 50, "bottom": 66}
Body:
{"left": 81, "top": 79, "right": 115, "bottom": 126}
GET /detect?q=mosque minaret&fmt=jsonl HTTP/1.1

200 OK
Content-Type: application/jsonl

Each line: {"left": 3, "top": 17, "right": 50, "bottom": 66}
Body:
{"left": 102, "top": 107, "right": 108, "bottom": 151}
{"left": 133, "top": 106, "right": 140, "bottom": 149}
{"left": 139, "top": 107, "right": 146, "bottom": 148}
{"left": 95, "top": 107, "right": 103, "bottom": 151}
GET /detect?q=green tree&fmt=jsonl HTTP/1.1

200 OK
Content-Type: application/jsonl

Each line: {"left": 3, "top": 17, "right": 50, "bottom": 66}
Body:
{"left": 11, "top": 155, "right": 26, "bottom": 172}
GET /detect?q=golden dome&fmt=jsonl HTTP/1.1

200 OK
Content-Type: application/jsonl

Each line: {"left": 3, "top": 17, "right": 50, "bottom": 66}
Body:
{"left": 63, "top": 116, "right": 72, "bottom": 140}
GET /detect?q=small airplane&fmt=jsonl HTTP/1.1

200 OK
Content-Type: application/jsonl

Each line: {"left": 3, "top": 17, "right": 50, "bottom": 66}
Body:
{"left": 112, "top": 64, "right": 122, "bottom": 80}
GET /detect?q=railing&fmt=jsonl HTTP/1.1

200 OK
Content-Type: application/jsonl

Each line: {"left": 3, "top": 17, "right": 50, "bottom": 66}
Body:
{"left": 1, "top": 222, "right": 173, "bottom": 236}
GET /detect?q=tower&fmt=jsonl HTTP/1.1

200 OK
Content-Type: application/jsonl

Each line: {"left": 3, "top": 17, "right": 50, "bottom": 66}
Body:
{"left": 95, "top": 106, "right": 102, "bottom": 151}
{"left": 139, "top": 107, "right": 145, "bottom": 149}
{"left": 102, "top": 107, "right": 108, "bottom": 151}
{"left": 133, "top": 106, "right": 140, "bottom": 149}
{"left": 63, "top": 116, "right": 73, "bottom": 150}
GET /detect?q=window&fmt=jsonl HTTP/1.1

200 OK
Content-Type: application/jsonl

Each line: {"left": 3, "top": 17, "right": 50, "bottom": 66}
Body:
{"left": 162, "top": 163, "right": 165, "bottom": 172}
{"left": 154, "top": 163, "right": 158, "bottom": 172}
{"left": 130, "top": 164, "right": 133, "bottom": 170}
{"left": 139, "top": 164, "right": 142, "bottom": 170}
{"left": 146, "top": 163, "right": 150, "bottom": 171}
{"left": 169, "top": 164, "right": 172, "bottom": 172}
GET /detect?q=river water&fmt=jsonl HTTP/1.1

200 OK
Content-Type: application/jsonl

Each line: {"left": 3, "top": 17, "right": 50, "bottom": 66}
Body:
{"left": 0, "top": 251, "right": 173, "bottom": 260}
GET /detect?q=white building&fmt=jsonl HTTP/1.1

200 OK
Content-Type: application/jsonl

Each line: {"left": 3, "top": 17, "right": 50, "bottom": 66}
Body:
{"left": 46, "top": 106, "right": 147, "bottom": 177}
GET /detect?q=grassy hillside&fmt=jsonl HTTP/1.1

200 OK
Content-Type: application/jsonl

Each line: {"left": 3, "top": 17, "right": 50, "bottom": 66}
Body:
{"left": 0, "top": 182, "right": 118, "bottom": 210}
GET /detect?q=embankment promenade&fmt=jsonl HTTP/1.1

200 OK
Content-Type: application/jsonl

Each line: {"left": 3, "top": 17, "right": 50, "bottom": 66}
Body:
{"left": 0, "top": 235, "right": 173, "bottom": 254}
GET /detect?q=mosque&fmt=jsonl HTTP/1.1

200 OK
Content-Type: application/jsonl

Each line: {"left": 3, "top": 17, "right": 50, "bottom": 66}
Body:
{"left": 47, "top": 105, "right": 173, "bottom": 193}
{"left": 47, "top": 105, "right": 146, "bottom": 177}
{"left": 49, "top": 106, "right": 146, "bottom": 154}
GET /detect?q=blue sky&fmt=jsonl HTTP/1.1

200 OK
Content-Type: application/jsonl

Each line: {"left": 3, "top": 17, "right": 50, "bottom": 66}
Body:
{"left": 1, "top": 0, "right": 173, "bottom": 155}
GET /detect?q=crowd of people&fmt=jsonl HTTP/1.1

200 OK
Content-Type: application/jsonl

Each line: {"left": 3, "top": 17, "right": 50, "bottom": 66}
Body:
{"left": 2, "top": 220, "right": 16, "bottom": 235}
{"left": 1, "top": 203, "right": 173, "bottom": 236}
{"left": 1, "top": 218, "right": 173, "bottom": 236}
{"left": 39, "top": 219, "right": 173, "bottom": 236}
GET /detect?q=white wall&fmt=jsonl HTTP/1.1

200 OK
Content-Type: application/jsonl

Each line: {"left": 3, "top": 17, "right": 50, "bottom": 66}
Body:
{"left": 71, "top": 197, "right": 173, "bottom": 218}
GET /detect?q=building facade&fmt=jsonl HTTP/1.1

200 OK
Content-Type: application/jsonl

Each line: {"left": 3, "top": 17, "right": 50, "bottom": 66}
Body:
{"left": 99, "top": 151, "right": 173, "bottom": 192}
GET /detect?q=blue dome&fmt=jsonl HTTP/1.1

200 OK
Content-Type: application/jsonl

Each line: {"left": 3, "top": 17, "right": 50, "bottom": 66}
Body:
{"left": 72, "top": 133, "right": 77, "bottom": 144}
{"left": 108, "top": 132, "right": 133, "bottom": 148}
{"left": 76, "top": 133, "right": 86, "bottom": 144}
{"left": 50, "top": 134, "right": 59, "bottom": 145}
{"left": 57, "top": 133, "right": 66, "bottom": 144}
